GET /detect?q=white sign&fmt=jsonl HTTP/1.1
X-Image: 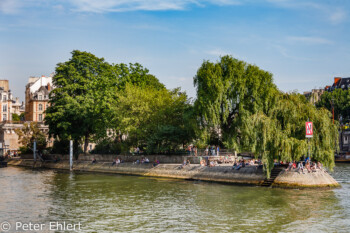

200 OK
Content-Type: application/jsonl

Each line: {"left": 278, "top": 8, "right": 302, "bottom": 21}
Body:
{"left": 306, "top": 122, "right": 313, "bottom": 138}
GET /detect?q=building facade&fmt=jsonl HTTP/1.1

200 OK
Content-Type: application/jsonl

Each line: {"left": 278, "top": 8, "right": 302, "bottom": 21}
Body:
{"left": 0, "top": 80, "right": 24, "bottom": 122}
{"left": 303, "top": 88, "right": 325, "bottom": 104}
{"left": 25, "top": 76, "right": 53, "bottom": 122}
{"left": 11, "top": 97, "right": 25, "bottom": 118}
{"left": 327, "top": 77, "right": 350, "bottom": 91}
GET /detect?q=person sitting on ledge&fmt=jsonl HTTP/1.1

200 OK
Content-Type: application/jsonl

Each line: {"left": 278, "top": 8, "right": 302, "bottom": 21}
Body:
{"left": 232, "top": 161, "right": 238, "bottom": 169}
{"left": 311, "top": 162, "right": 317, "bottom": 172}
{"left": 297, "top": 162, "right": 304, "bottom": 174}
{"left": 317, "top": 161, "right": 323, "bottom": 171}
{"left": 92, "top": 158, "right": 97, "bottom": 164}
{"left": 134, "top": 159, "right": 140, "bottom": 164}
{"left": 144, "top": 157, "right": 150, "bottom": 163}
{"left": 153, "top": 159, "right": 160, "bottom": 167}
{"left": 180, "top": 159, "right": 187, "bottom": 169}
{"left": 209, "top": 160, "right": 215, "bottom": 167}
{"left": 112, "top": 158, "right": 117, "bottom": 166}
{"left": 236, "top": 162, "right": 242, "bottom": 170}
{"left": 305, "top": 161, "right": 311, "bottom": 173}
{"left": 286, "top": 161, "right": 293, "bottom": 171}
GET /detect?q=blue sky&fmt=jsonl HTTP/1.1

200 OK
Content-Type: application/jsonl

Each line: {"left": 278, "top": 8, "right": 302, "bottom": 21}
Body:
{"left": 1, "top": 0, "right": 350, "bottom": 101}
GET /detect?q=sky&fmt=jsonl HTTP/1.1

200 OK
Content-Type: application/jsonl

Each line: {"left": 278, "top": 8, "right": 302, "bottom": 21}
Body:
{"left": 1, "top": 0, "right": 350, "bottom": 102}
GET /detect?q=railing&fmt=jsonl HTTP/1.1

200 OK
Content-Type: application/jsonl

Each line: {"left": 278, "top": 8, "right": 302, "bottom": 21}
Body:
{"left": 0, "top": 121, "right": 26, "bottom": 124}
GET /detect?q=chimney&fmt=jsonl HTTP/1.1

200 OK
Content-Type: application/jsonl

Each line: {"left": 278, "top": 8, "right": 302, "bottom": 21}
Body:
{"left": 334, "top": 77, "right": 341, "bottom": 85}
{"left": 47, "top": 83, "right": 51, "bottom": 91}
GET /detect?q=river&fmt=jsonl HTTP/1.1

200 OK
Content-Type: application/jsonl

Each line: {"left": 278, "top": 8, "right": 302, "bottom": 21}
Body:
{"left": 0, "top": 164, "right": 349, "bottom": 233}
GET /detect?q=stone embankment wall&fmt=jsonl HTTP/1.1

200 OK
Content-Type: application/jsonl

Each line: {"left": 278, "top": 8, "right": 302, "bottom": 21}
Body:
{"left": 7, "top": 159, "right": 265, "bottom": 185}
{"left": 274, "top": 170, "right": 339, "bottom": 188}
{"left": 20, "top": 154, "right": 205, "bottom": 164}
{"left": 7, "top": 158, "right": 340, "bottom": 188}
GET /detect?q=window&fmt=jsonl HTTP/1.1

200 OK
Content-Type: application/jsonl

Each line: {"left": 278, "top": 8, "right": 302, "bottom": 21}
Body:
{"left": 39, "top": 114, "right": 43, "bottom": 121}
{"left": 3, "top": 114, "right": 7, "bottom": 121}
{"left": 3, "top": 95, "right": 7, "bottom": 101}
{"left": 39, "top": 104, "right": 43, "bottom": 111}
{"left": 2, "top": 105, "right": 7, "bottom": 112}
{"left": 39, "top": 95, "right": 42, "bottom": 100}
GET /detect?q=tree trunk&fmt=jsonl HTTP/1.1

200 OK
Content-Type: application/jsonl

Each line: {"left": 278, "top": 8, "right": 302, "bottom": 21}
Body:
{"left": 84, "top": 134, "right": 89, "bottom": 154}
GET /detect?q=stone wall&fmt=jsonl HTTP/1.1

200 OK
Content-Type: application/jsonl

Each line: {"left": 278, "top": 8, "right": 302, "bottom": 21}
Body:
{"left": 274, "top": 170, "right": 339, "bottom": 188}
{"left": 21, "top": 154, "right": 208, "bottom": 164}
{"left": 7, "top": 159, "right": 340, "bottom": 188}
{"left": 7, "top": 159, "right": 265, "bottom": 185}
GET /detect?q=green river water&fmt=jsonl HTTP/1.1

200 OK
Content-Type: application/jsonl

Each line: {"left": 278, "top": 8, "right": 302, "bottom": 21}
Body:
{"left": 0, "top": 164, "right": 350, "bottom": 232}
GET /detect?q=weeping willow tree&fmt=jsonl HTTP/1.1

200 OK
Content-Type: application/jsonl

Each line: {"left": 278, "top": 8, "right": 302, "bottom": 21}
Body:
{"left": 194, "top": 56, "right": 338, "bottom": 177}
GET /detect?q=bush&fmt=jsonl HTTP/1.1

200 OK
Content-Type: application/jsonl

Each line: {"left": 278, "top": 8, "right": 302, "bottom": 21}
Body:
{"left": 19, "top": 146, "right": 32, "bottom": 154}
{"left": 90, "top": 139, "right": 124, "bottom": 155}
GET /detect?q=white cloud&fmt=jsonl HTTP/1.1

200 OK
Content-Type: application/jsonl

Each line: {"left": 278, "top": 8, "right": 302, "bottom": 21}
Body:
{"left": 205, "top": 48, "right": 231, "bottom": 57}
{"left": 69, "top": 0, "right": 193, "bottom": 13}
{"left": 266, "top": 0, "right": 347, "bottom": 24}
{"left": 0, "top": 0, "right": 21, "bottom": 14}
{"left": 66, "top": 0, "right": 248, "bottom": 13}
{"left": 0, "top": 0, "right": 49, "bottom": 14}
{"left": 287, "top": 36, "right": 332, "bottom": 45}
{"left": 329, "top": 8, "right": 347, "bottom": 24}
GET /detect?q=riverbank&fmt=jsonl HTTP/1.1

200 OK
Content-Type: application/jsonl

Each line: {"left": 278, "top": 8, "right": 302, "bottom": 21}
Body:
{"left": 7, "top": 158, "right": 340, "bottom": 188}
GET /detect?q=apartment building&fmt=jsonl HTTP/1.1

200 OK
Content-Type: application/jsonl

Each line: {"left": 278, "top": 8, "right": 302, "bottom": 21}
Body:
{"left": 11, "top": 97, "right": 25, "bottom": 117}
{"left": 25, "top": 75, "right": 53, "bottom": 122}
{"left": 0, "top": 80, "right": 15, "bottom": 122}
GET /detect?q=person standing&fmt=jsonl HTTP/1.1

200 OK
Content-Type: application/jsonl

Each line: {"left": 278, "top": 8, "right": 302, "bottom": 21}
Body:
{"left": 216, "top": 146, "right": 220, "bottom": 156}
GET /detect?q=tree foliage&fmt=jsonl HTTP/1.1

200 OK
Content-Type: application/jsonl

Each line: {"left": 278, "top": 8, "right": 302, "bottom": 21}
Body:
{"left": 316, "top": 88, "right": 350, "bottom": 122}
{"left": 14, "top": 122, "right": 47, "bottom": 152}
{"left": 45, "top": 50, "right": 117, "bottom": 153}
{"left": 12, "top": 113, "right": 20, "bottom": 121}
{"left": 114, "top": 84, "right": 195, "bottom": 154}
{"left": 46, "top": 50, "right": 188, "bottom": 154}
{"left": 194, "top": 56, "right": 338, "bottom": 176}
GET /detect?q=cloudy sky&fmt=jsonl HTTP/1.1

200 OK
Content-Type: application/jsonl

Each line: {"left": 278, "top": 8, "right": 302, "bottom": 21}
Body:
{"left": 1, "top": 0, "right": 350, "bottom": 101}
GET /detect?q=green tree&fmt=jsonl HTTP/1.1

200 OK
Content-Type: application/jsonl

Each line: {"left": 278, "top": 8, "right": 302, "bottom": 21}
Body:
{"left": 316, "top": 88, "right": 350, "bottom": 123}
{"left": 194, "top": 55, "right": 277, "bottom": 146}
{"left": 14, "top": 122, "right": 47, "bottom": 152}
{"left": 45, "top": 50, "right": 118, "bottom": 153}
{"left": 116, "top": 63, "right": 165, "bottom": 90}
{"left": 194, "top": 56, "right": 338, "bottom": 176}
{"left": 114, "top": 84, "right": 195, "bottom": 153}
{"left": 45, "top": 50, "right": 167, "bottom": 153}
{"left": 12, "top": 113, "right": 20, "bottom": 121}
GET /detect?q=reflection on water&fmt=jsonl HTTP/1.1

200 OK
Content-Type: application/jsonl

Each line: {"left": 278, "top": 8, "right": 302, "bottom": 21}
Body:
{"left": 1, "top": 165, "right": 350, "bottom": 232}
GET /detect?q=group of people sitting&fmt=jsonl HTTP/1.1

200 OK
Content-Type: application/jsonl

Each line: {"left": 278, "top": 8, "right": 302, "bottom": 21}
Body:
{"left": 232, "top": 159, "right": 262, "bottom": 170}
{"left": 180, "top": 159, "right": 191, "bottom": 168}
{"left": 133, "top": 157, "right": 150, "bottom": 164}
{"left": 199, "top": 159, "right": 219, "bottom": 167}
{"left": 286, "top": 160, "right": 324, "bottom": 173}
{"left": 133, "top": 157, "right": 160, "bottom": 167}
